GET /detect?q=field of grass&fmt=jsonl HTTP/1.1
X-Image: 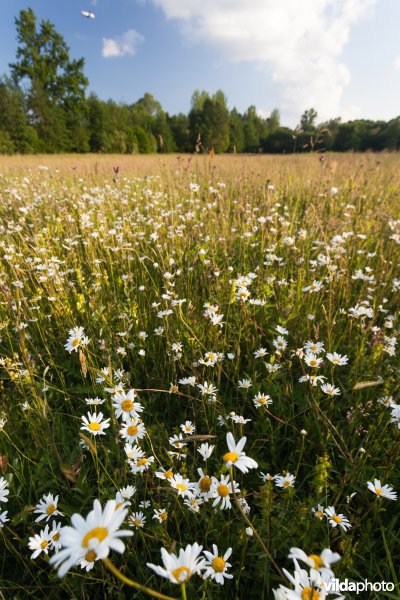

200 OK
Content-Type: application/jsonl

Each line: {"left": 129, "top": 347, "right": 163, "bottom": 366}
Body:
{"left": 0, "top": 153, "right": 399, "bottom": 599}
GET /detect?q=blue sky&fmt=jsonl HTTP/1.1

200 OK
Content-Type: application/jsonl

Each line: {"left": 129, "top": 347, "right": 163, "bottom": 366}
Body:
{"left": 0, "top": 0, "right": 399, "bottom": 126}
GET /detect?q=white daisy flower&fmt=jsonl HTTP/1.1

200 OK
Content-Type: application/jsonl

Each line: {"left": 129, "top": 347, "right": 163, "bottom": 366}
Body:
{"left": 223, "top": 432, "right": 258, "bottom": 473}
{"left": 203, "top": 545, "right": 233, "bottom": 585}
{"left": 147, "top": 542, "right": 205, "bottom": 584}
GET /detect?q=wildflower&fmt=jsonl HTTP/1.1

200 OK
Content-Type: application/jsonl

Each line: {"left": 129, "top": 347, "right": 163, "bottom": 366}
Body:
{"left": 112, "top": 389, "right": 143, "bottom": 421}
{"left": 120, "top": 419, "right": 146, "bottom": 444}
{"left": 153, "top": 509, "right": 168, "bottom": 523}
{"left": 302, "top": 280, "right": 324, "bottom": 293}
{"left": 197, "top": 442, "right": 215, "bottom": 460}
{"left": 49, "top": 521, "right": 63, "bottom": 551}
{"left": 147, "top": 543, "right": 205, "bottom": 584}
{"left": 304, "top": 353, "right": 323, "bottom": 368}
{"left": 198, "top": 381, "right": 218, "bottom": 396}
{"left": 223, "top": 432, "right": 258, "bottom": 473}
{"left": 85, "top": 397, "right": 105, "bottom": 406}
{"left": 324, "top": 506, "right": 352, "bottom": 531}
{"left": 129, "top": 455, "right": 154, "bottom": 473}
{"left": 0, "top": 477, "right": 9, "bottom": 503}
{"left": 203, "top": 545, "right": 233, "bottom": 585}
{"left": 64, "top": 326, "right": 89, "bottom": 352}
{"left": 260, "top": 472, "right": 276, "bottom": 483}
{"left": 128, "top": 511, "right": 146, "bottom": 529}
{"left": 34, "top": 493, "right": 63, "bottom": 523}
{"left": 81, "top": 412, "right": 110, "bottom": 436}
{"left": 180, "top": 421, "right": 195, "bottom": 435}
{"left": 326, "top": 352, "right": 349, "bottom": 366}
{"left": 0, "top": 510, "right": 9, "bottom": 528}
{"left": 288, "top": 547, "right": 340, "bottom": 573}
{"left": 170, "top": 474, "right": 196, "bottom": 498}
{"left": 49, "top": 499, "right": 133, "bottom": 577}
{"left": 184, "top": 496, "right": 203, "bottom": 512}
{"left": 320, "top": 383, "right": 341, "bottom": 396}
{"left": 253, "top": 392, "right": 273, "bottom": 408}
{"left": 254, "top": 348, "right": 268, "bottom": 358}
{"left": 28, "top": 525, "right": 52, "bottom": 559}
{"left": 196, "top": 468, "right": 213, "bottom": 500}
{"left": 155, "top": 467, "right": 174, "bottom": 481}
{"left": 304, "top": 341, "right": 324, "bottom": 354}
{"left": 311, "top": 505, "right": 325, "bottom": 520}
{"left": 179, "top": 376, "right": 196, "bottom": 386}
{"left": 275, "top": 473, "right": 296, "bottom": 489}
{"left": 367, "top": 479, "right": 397, "bottom": 500}
{"left": 273, "top": 336, "right": 287, "bottom": 352}
{"left": 238, "top": 379, "right": 252, "bottom": 390}
{"left": 211, "top": 475, "right": 240, "bottom": 510}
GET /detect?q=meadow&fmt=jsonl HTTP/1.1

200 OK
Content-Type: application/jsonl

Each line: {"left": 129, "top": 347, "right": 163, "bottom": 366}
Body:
{"left": 0, "top": 152, "right": 399, "bottom": 599}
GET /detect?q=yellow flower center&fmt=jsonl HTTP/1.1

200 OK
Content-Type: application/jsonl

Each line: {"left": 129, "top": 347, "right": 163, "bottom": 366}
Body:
{"left": 258, "top": 397, "right": 267, "bottom": 404}
{"left": 164, "top": 470, "right": 173, "bottom": 479}
{"left": 217, "top": 484, "right": 229, "bottom": 497}
{"left": 212, "top": 557, "right": 226, "bottom": 573}
{"left": 172, "top": 566, "right": 190, "bottom": 583}
{"left": 40, "top": 540, "right": 49, "bottom": 549}
{"left": 314, "top": 510, "right": 323, "bottom": 519}
{"left": 133, "top": 519, "right": 141, "bottom": 527}
{"left": 283, "top": 480, "right": 290, "bottom": 487}
{"left": 89, "top": 421, "right": 101, "bottom": 431}
{"left": 199, "top": 476, "right": 211, "bottom": 492}
{"left": 127, "top": 425, "right": 138, "bottom": 436}
{"left": 53, "top": 532, "right": 60, "bottom": 541}
{"left": 160, "top": 512, "right": 168, "bottom": 521}
{"left": 332, "top": 515, "right": 342, "bottom": 524}
{"left": 309, "top": 554, "right": 324, "bottom": 569}
{"left": 72, "top": 338, "right": 80, "bottom": 347}
{"left": 82, "top": 527, "right": 108, "bottom": 548}
{"left": 176, "top": 483, "right": 187, "bottom": 492}
{"left": 208, "top": 354, "right": 215, "bottom": 360}
{"left": 302, "top": 589, "right": 320, "bottom": 600}
{"left": 223, "top": 452, "right": 239, "bottom": 463}
{"left": 136, "top": 458, "right": 148, "bottom": 467}
{"left": 46, "top": 504, "right": 56, "bottom": 515}
{"left": 310, "top": 360, "right": 317, "bottom": 366}
{"left": 121, "top": 399, "right": 134, "bottom": 412}
{"left": 85, "top": 550, "right": 97, "bottom": 562}
{"left": 375, "top": 488, "right": 383, "bottom": 495}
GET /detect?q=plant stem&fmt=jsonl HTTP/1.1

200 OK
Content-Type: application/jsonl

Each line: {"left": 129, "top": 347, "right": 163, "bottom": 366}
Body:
{"left": 229, "top": 468, "right": 283, "bottom": 579}
{"left": 102, "top": 557, "right": 177, "bottom": 600}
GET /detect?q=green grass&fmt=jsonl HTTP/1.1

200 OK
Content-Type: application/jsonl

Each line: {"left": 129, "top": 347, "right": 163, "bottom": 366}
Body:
{"left": 0, "top": 153, "right": 399, "bottom": 599}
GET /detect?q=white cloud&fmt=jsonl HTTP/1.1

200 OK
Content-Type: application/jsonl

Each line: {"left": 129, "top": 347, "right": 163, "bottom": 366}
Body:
{"left": 102, "top": 29, "right": 144, "bottom": 58}
{"left": 145, "top": 0, "right": 376, "bottom": 121}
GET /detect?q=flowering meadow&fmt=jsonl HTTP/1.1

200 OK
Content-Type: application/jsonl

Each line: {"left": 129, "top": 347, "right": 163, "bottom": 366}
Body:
{"left": 0, "top": 153, "right": 399, "bottom": 599}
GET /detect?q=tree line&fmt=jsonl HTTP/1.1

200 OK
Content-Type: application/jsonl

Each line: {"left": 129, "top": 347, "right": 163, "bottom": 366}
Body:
{"left": 1, "top": 8, "right": 400, "bottom": 155}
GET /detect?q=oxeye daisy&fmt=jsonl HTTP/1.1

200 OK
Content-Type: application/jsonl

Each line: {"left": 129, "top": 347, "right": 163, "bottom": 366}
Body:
{"left": 49, "top": 521, "right": 63, "bottom": 551}
{"left": 211, "top": 475, "right": 240, "bottom": 510}
{"left": 203, "top": 545, "right": 233, "bottom": 585}
{"left": 223, "top": 432, "right": 258, "bottom": 473}
{"left": 253, "top": 392, "right": 273, "bottom": 409}
{"left": 49, "top": 499, "right": 133, "bottom": 577}
{"left": 304, "top": 353, "right": 323, "bottom": 368}
{"left": 197, "top": 442, "right": 215, "bottom": 461}
{"left": 320, "top": 383, "right": 341, "bottom": 396}
{"left": 311, "top": 504, "right": 325, "bottom": 520}
{"left": 326, "top": 352, "right": 349, "bottom": 366}
{"left": 81, "top": 412, "right": 110, "bottom": 436}
{"left": 129, "top": 454, "right": 154, "bottom": 473}
{"left": 170, "top": 474, "right": 195, "bottom": 498}
{"left": 367, "top": 479, "right": 397, "bottom": 500}
{"left": 34, "top": 493, "right": 63, "bottom": 523}
{"left": 147, "top": 543, "right": 205, "bottom": 584}
{"left": 119, "top": 419, "right": 146, "bottom": 443}
{"left": 28, "top": 524, "right": 52, "bottom": 558}
{"left": 153, "top": 508, "right": 168, "bottom": 523}
{"left": 0, "top": 477, "right": 9, "bottom": 503}
{"left": 180, "top": 420, "right": 195, "bottom": 435}
{"left": 112, "top": 389, "right": 143, "bottom": 421}
{"left": 196, "top": 468, "right": 213, "bottom": 500}
{"left": 288, "top": 547, "right": 340, "bottom": 573}
{"left": 324, "top": 506, "right": 352, "bottom": 531}
{"left": 128, "top": 511, "right": 146, "bottom": 530}
{"left": 64, "top": 326, "right": 89, "bottom": 353}
{"left": 275, "top": 473, "right": 296, "bottom": 489}
{"left": 0, "top": 510, "right": 9, "bottom": 528}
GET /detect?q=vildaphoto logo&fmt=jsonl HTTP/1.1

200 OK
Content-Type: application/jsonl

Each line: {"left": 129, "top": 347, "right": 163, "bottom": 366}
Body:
{"left": 326, "top": 578, "right": 395, "bottom": 594}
